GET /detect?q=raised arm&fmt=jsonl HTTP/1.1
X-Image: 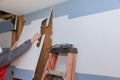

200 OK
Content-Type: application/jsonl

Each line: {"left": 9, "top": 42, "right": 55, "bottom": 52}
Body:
{"left": 0, "top": 32, "right": 41, "bottom": 67}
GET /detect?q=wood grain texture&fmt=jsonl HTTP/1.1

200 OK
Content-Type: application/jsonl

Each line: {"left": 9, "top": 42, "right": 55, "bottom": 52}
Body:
{"left": 11, "top": 15, "right": 25, "bottom": 46}
{"left": 33, "top": 10, "right": 53, "bottom": 80}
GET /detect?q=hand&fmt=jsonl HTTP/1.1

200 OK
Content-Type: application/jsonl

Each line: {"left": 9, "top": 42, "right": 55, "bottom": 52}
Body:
{"left": 30, "top": 32, "right": 41, "bottom": 43}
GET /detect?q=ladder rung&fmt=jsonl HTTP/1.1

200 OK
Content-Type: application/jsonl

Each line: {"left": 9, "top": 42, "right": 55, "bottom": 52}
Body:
{"left": 46, "top": 71, "right": 66, "bottom": 77}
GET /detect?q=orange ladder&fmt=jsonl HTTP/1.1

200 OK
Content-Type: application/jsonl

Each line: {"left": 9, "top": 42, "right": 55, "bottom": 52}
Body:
{"left": 41, "top": 44, "right": 78, "bottom": 80}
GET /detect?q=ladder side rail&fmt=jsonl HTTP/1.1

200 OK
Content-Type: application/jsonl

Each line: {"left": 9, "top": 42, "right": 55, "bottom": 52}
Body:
{"left": 65, "top": 53, "right": 77, "bottom": 80}
{"left": 41, "top": 53, "right": 58, "bottom": 80}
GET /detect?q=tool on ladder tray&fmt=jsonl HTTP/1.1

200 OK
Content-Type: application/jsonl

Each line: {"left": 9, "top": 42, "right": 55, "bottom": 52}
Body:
{"left": 41, "top": 43, "right": 78, "bottom": 80}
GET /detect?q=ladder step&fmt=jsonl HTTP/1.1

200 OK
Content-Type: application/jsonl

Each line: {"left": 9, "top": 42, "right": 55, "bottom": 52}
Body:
{"left": 46, "top": 71, "right": 66, "bottom": 77}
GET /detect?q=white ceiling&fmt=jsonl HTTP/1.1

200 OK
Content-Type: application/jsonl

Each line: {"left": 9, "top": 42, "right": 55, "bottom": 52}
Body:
{"left": 0, "top": 0, "right": 66, "bottom": 15}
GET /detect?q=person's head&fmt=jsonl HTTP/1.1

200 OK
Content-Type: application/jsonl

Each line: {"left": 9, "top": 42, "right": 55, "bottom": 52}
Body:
{"left": 0, "top": 46, "right": 3, "bottom": 54}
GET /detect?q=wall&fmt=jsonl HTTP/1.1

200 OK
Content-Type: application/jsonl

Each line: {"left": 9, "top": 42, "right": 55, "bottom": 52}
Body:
{"left": 0, "top": 20, "right": 13, "bottom": 33}
{"left": 1, "top": 0, "right": 120, "bottom": 80}
{"left": 0, "top": 20, "right": 12, "bottom": 48}
{"left": 24, "top": 0, "right": 120, "bottom": 79}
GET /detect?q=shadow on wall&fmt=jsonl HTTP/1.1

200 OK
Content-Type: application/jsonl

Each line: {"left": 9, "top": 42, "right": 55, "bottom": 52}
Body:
{"left": 25, "top": 0, "right": 120, "bottom": 25}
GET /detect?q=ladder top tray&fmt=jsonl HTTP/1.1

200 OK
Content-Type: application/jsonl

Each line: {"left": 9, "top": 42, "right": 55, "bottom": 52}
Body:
{"left": 49, "top": 43, "right": 78, "bottom": 54}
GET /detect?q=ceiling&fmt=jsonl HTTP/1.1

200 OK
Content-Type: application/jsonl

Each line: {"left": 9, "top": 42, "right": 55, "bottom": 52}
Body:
{"left": 0, "top": 0, "right": 66, "bottom": 15}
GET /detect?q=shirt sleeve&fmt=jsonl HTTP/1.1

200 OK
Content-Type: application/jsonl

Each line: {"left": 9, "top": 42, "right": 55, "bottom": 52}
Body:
{"left": 0, "top": 40, "right": 32, "bottom": 67}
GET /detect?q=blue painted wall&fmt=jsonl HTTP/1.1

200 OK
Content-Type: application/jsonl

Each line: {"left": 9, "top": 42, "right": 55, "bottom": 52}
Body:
{"left": 76, "top": 73, "right": 120, "bottom": 80}
{"left": 53, "top": 0, "right": 120, "bottom": 18}
{"left": 0, "top": 20, "right": 13, "bottom": 33}
{"left": 25, "top": 0, "right": 120, "bottom": 23}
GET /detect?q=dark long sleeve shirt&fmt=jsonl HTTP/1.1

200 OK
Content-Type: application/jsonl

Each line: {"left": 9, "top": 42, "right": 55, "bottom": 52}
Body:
{"left": 0, "top": 40, "right": 32, "bottom": 80}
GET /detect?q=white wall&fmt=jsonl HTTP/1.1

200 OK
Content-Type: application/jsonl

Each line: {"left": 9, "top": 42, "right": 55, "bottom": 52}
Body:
{"left": 52, "top": 9, "right": 120, "bottom": 78}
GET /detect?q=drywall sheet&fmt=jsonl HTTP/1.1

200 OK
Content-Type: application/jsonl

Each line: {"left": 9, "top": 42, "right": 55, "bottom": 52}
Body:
{"left": 12, "top": 19, "right": 44, "bottom": 73}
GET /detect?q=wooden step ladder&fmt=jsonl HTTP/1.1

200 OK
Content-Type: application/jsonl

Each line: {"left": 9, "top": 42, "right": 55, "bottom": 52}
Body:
{"left": 41, "top": 43, "right": 78, "bottom": 80}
